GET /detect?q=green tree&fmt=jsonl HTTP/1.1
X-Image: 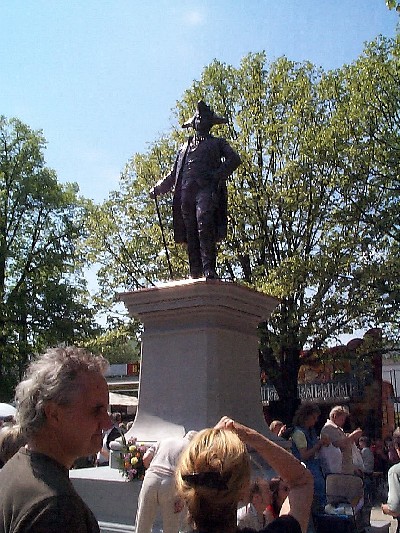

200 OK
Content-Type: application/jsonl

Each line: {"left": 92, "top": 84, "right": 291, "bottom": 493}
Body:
{"left": 87, "top": 40, "right": 399, "bottom": 421}
{"left": 0, "top": 117, "right": 100, "bottom": 400}
{"left": 82, "top": 317, "right": 141, "bottom": 364}
{"left": 386, "top": 0, "right": 400, "bottom": 13}
{"left": 336, "top": 37, "right": 400, "bottom": 334}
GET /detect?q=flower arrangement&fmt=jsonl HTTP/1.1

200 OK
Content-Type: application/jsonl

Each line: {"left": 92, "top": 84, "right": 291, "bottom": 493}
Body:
{"left": 118, "top": 434, "right": 148, "bottom": 481}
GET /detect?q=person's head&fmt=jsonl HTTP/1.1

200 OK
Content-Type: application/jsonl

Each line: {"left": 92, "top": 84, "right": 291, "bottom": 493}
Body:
{"left": 384, "top": 436, "right": 393, "bottom": 447}
{"left": 176, "top": 427, "right": 251, "bottom": 531}
{"left": 112, "top": 412, "right": 122, "bottom": 424}
{"left": 0, "top": 425, "right": 26, "bottom": 464}
{"left": 269, "top": 420, "right": 284, "bottom": 436}
{"left": 358, "top": 436, "right": 370, "bottom": 449}
{"left": 292, "top": 403, "right": 321, "bottom": 428}
{"left": 392, "top": 428, "right": 400, "bottom": 454}
{"left": 269, "top": 477, "right": 290, "bottom": 514}
{"left": 182, "top": 100, "right": 227, "bottom": 135}
{"left": 15, "top": 346, "right": 112, "bottom": 466}
{"left": 329, "top": 405, "right": 350, "bottom": 428}
{"left": 248, "top": 477, "right": 272, "bottom": 513}
{"left": 2, "top": 415, "right": 15, "bottom": 426}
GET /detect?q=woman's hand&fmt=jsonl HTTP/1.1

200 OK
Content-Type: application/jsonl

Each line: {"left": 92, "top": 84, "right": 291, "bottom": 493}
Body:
{"left": 214, "top": 416, "right": 235, "bottom": 431}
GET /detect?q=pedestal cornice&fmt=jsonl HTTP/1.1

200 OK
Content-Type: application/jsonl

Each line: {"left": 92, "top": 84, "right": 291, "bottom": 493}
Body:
{"left": 118, "top": 279, "right": 279, "bottom": 334}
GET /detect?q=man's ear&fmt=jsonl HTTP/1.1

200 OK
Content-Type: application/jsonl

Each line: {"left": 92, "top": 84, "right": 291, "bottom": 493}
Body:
{"left": 43, "top": 401, "right": 61, "bottom": 427}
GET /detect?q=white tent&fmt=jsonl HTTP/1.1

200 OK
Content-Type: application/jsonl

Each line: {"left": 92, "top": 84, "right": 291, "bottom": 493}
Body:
{"left": 108, "top": 392, "right": 138, "bottom": 415}
{"left": 0, "top": 403, "right": 16, "bottom": 419}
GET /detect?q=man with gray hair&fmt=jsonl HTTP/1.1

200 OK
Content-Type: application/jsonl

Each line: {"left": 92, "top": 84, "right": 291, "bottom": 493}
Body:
{"left": 0, "top": 346, "right": 112, "bottom": 533}
{"left": 319, "top": 404, "right": 363, "bottom": 475}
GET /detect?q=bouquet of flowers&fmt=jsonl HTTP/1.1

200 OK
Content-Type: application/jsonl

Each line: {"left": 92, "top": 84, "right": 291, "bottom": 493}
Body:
{"left": 118, "top": 434, "right": 148, "bottom": 481}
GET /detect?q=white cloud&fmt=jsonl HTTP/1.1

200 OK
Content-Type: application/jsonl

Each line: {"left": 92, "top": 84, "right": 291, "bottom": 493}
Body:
{"left": 183, "top": 9, "right": 205, "bottom": 26}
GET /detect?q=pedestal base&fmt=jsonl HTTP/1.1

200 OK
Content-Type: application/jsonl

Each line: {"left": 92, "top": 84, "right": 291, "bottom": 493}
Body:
{"left": 119, "top": 279, "right": 279, "bottom": 442}
{"left": 72, "top": 281, "right": 282, "bottom": 530}
{"left": 70, "top": 467, "right": 140, "bottom": 531}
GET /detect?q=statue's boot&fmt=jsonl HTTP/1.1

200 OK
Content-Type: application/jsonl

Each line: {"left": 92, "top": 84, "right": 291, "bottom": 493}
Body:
{"left": 188, "top": 247, "right": 203, "bottom": 278}
{"left": 185, "top": 226, "right": 204, "bottom": 278}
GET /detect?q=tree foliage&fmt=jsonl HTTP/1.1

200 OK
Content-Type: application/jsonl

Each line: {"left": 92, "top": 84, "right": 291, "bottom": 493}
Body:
{"left": 337, "top": 38, "right": 400, "bottom": 328}
{"left": 86, "top": 38, "right": 399, "bottom": 420}
{"left": 82, "top": 316, "right": 141, "bottom": 364}
{"left": 0, "top": 117, "right": 100, "bottom": 400}
{"left": 386, "top": 0, "right": 400, "bottom": 13}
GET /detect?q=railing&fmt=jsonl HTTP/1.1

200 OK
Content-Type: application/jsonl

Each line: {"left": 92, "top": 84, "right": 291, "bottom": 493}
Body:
{"left": 261, "top": 378, "right": 363, "bottom": 404}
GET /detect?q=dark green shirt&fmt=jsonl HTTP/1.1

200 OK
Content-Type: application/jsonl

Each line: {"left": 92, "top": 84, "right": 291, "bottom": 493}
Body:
{"left": 0, "top": 448, "right": 99, "bottom": 533}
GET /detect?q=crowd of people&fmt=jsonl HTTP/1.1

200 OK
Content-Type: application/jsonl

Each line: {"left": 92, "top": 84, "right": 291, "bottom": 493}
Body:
{"left": 0, "top": 346, "right": 400, "bottom": 533}
{"left": 0, "top": 346, "right": 312, "bottom": 533}
{"left": 268, "top": 404, "right": 400, "bottom": 532}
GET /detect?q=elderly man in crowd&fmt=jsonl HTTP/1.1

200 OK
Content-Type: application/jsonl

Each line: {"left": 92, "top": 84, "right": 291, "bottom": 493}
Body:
{"left": 0, "top": 346, "right": 112, "bottom": 533}
{"left": 319, "top": 404, "right": 363, "bottom": 475}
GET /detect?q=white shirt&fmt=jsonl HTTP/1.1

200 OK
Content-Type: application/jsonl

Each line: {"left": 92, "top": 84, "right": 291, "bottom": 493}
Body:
{"left": 237, "top": 503, "right": 265, "bottom": 531}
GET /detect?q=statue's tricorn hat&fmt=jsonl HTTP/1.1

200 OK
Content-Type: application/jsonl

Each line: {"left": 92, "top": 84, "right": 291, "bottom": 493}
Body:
{"left": 182, "top": 100, "right": 228, "bottom": 129}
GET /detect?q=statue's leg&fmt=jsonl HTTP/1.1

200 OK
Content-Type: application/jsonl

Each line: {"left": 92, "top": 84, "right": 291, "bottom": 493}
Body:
{"left": 186, "top": 232, "right": 203, "bottom": 278}
{"left": 181, "top": 184, "right": 203, "bottom": 278}
{"left": 196, "top": 189, "right": 217, "bottom": 279}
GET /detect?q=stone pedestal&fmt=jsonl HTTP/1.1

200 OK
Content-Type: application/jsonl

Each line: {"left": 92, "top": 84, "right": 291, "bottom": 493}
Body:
{"left": 119, "top": 278, "right": 279, "bottom": 442}
{"left": 71, "top": 467, "right": 139, "bottom": 531}
{"left": 71, "top": 279, "right": 280, "bottom": 531}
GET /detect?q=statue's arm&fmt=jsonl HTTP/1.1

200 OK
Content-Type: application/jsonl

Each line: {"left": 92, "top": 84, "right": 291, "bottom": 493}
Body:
{"left": 214, "top": 139, "right": 241, "bottom": 183}
{"left": 152, "top": 171, "right": 176, "bottom": 196}
{"left": 151, "top": 155, "right": 178, "bottom": 198}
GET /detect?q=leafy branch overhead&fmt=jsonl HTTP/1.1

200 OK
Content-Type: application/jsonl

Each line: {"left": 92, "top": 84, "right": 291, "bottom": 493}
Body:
{"left": 87, "top": 37, "right": 399, "bottom": 418}
{"left": 1, "top": 34, "right": 399, "bottom": 418}
{"left": 386, "top": 0, "right": 400, "bottom": 13}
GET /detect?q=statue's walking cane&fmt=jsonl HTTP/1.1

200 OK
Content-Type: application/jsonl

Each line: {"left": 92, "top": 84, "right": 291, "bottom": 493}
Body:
{"left": 154, "top": 193, "right": 174, "bottom": 279}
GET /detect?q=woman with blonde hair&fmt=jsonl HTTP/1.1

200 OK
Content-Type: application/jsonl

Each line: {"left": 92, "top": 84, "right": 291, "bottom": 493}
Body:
{"left": 176, "top": 416, "right": 313, "bottom": 533}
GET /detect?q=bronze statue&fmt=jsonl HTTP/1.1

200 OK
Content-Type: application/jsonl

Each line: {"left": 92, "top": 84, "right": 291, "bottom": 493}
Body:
{"left": 151, "top": 100, "right": 241, "bottom": 279}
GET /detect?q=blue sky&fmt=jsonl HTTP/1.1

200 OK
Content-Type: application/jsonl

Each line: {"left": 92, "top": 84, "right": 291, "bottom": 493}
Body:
{"left": 1, "top": 1, "right": 398, "bottom": 203}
